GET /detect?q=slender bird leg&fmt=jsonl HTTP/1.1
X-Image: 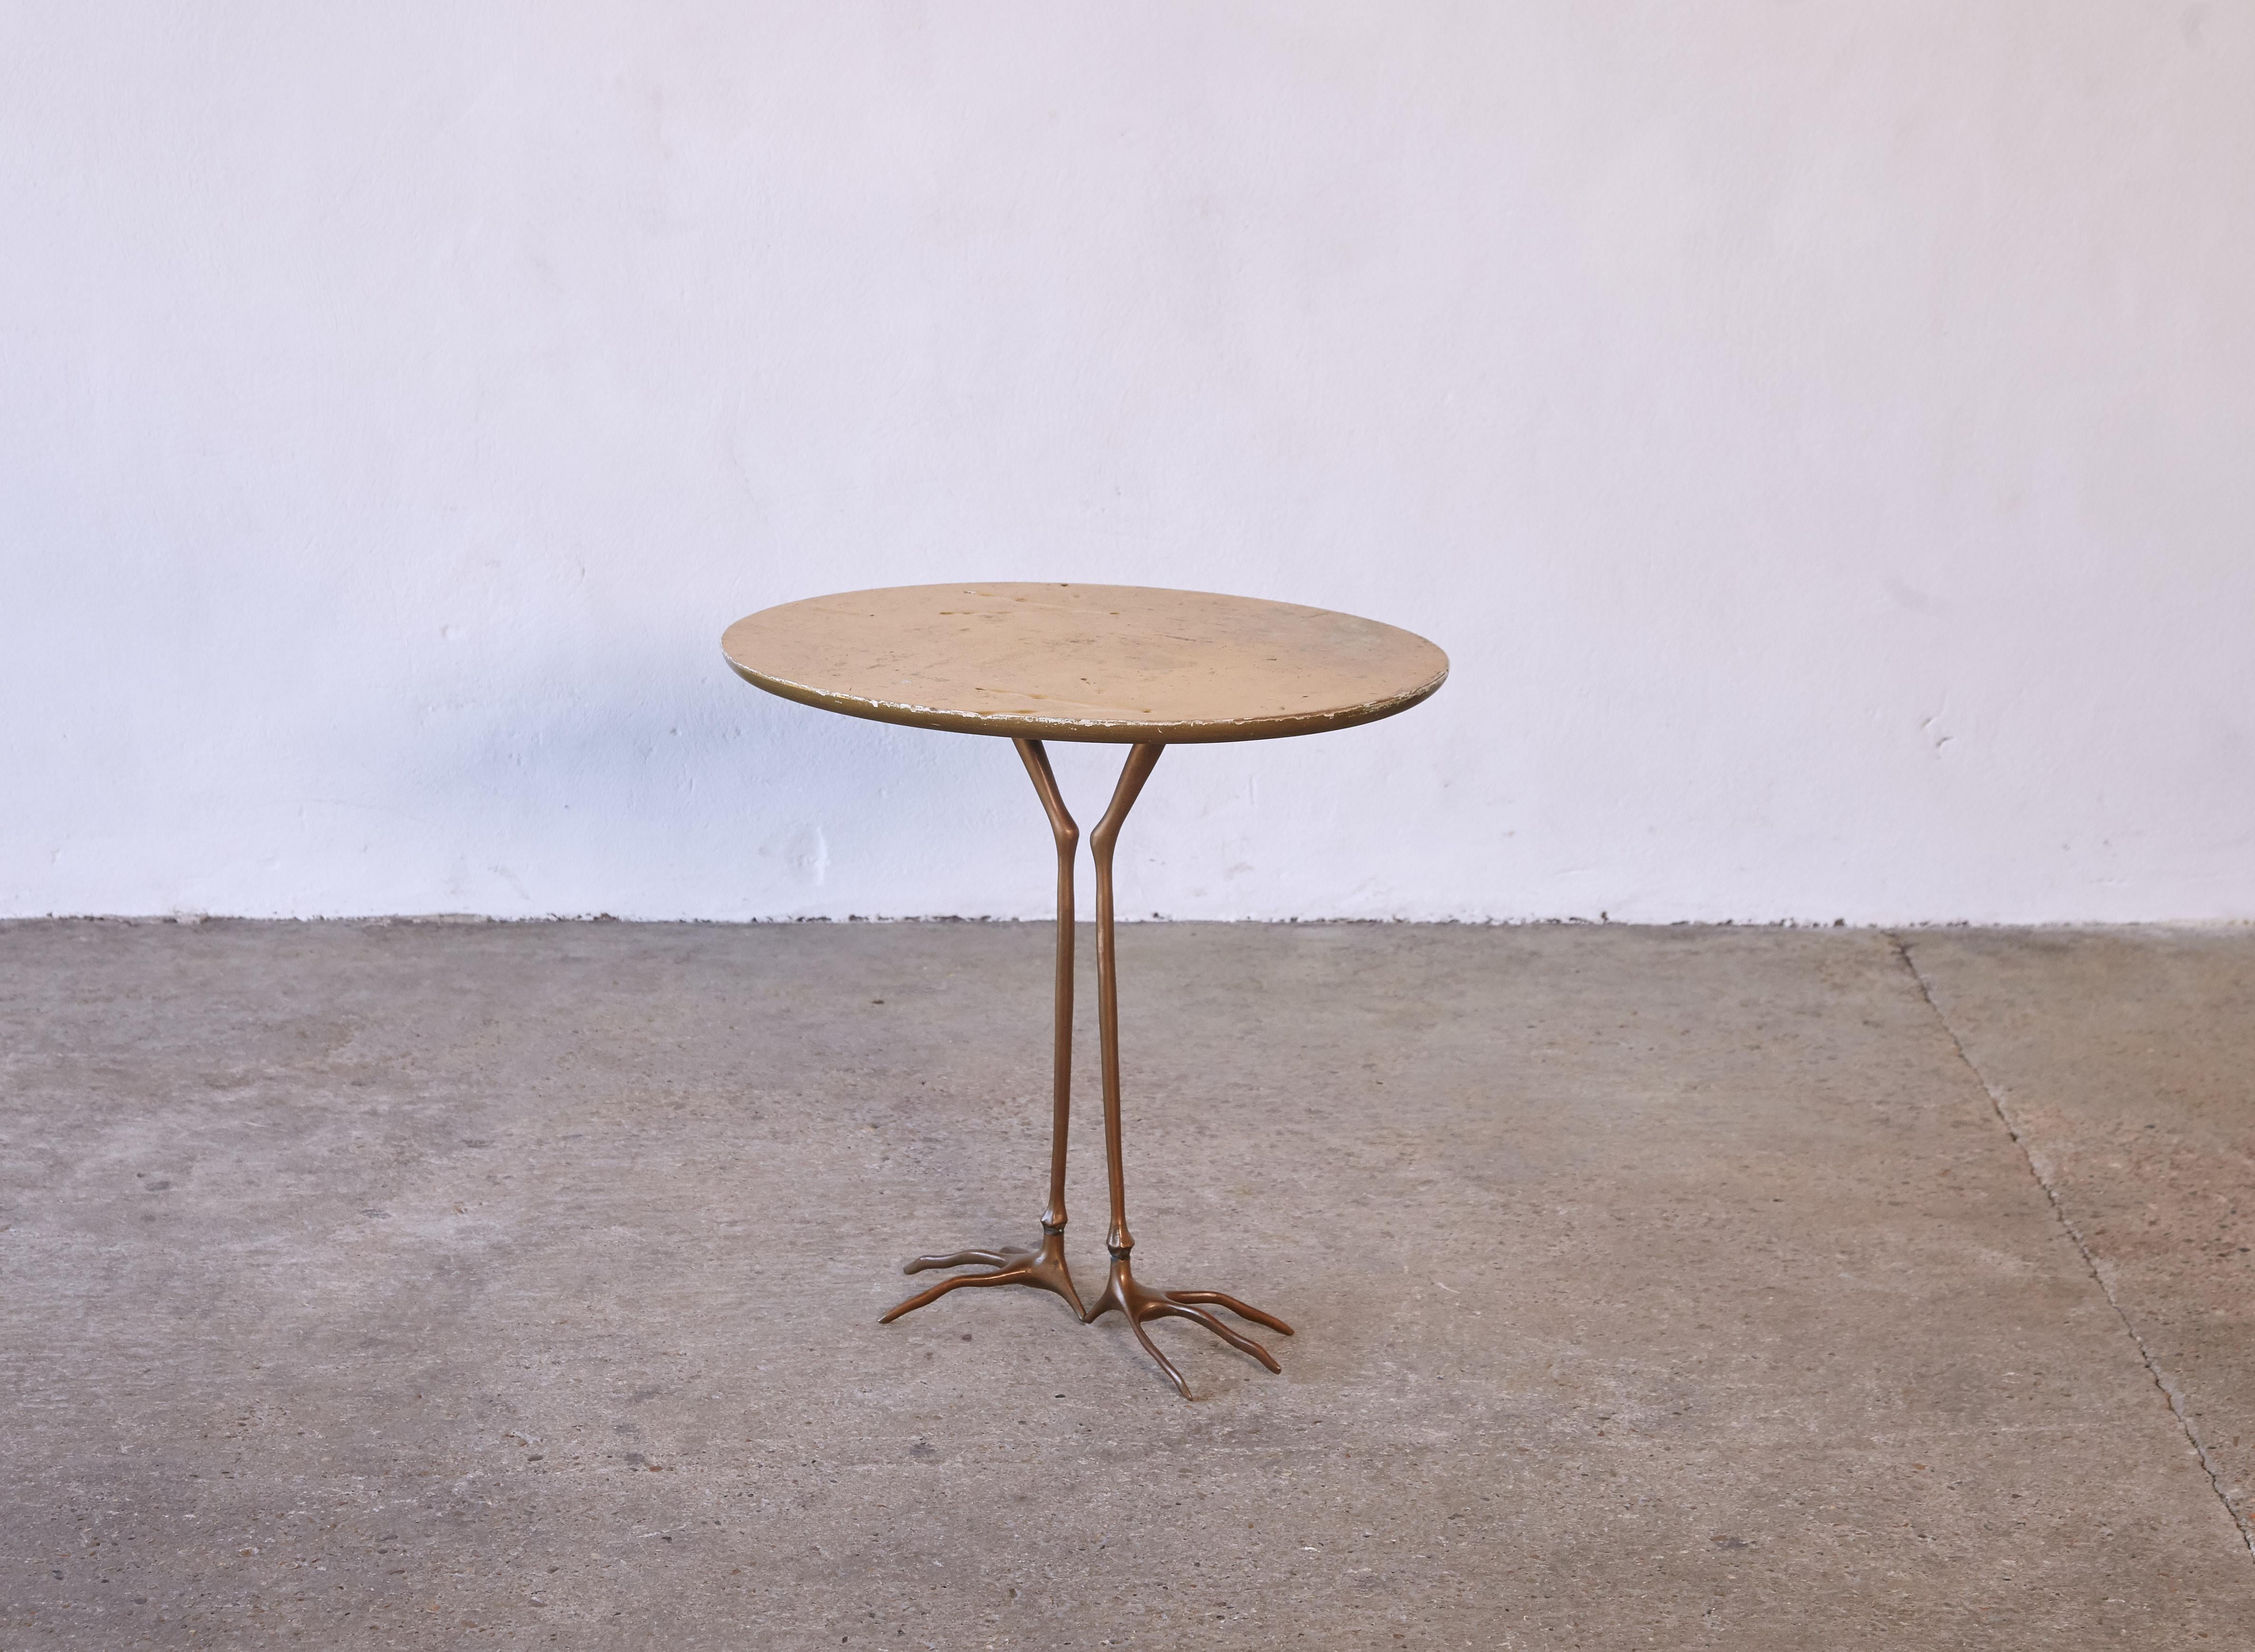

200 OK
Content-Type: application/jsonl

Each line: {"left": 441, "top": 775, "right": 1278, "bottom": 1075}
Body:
{"left": 881, "top": 738, "right": 1086, "bottom": 1325}
{"left": 1077, "top": 743, "right": 1293, "bottom": 1398}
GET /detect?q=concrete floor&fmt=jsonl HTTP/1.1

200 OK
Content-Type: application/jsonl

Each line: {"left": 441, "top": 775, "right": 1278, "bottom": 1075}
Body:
{"left": 2, "top": 920, "right": 2250, "bottom": 1648}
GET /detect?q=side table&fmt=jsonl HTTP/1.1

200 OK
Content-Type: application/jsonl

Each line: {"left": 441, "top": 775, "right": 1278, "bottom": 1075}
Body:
{"left": 723, "top": 582, "right": 1447, "bottom": 1396}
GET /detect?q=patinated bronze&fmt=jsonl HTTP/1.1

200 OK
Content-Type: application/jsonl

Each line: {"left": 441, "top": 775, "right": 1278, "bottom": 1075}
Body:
{"left": 879, "top": 737, "right": 1088, "bottom": 1326}
{"left": 880, "top": 739, "right": 1292, "bottom": 1395}
{"left": 1075, "top": 742, "right": 1294, "bottom": 1397}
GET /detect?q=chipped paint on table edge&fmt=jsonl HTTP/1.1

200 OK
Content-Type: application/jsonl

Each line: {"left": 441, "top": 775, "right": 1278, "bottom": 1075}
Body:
{"left": 720, "top": 653, "right": 1450, "bottom": 745}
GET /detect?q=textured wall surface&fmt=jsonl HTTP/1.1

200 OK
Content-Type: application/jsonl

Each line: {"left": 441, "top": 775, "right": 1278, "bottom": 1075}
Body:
{"left": 3, "top": 3, "right": 2251, "bottom": 921}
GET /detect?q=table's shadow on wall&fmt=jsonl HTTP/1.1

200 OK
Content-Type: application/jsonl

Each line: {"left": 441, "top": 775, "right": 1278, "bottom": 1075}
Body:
{"left": 383, "top": 642, "right": 1042, "bottom": 916}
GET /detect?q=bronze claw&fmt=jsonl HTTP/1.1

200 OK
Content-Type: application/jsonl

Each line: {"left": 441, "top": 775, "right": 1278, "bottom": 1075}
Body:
{"left": 879, "top": 1226, "right": 1086, "bottom": 1324}
{"left": 1083, "top": 1249, "right": 1293, "bottom": 1399}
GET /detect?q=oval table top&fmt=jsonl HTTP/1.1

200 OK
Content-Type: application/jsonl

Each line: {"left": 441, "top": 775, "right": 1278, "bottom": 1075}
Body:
{"left": 721, "top": 583, "right": 1448, "bottom": 744}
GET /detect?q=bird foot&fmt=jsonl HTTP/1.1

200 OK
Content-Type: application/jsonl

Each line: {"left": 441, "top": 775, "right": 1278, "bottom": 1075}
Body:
{"left": 1082, "top": 1249, "right": 1292, "bottom": 1399}
{"left": 878, "top": 1226, "right": 1086, "bottom": 1324}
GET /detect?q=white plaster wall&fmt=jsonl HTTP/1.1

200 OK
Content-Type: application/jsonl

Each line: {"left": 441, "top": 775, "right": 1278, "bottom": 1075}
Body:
{"left": 3, "top": 2, "right": 2251, "bottom": 923}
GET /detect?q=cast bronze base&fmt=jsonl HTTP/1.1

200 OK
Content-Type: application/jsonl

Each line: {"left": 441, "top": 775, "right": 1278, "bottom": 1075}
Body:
{"left": 879, "top": 1226, "right": 1086, "bottom": 1324}
{"left": 875, "top": 739, "right": 1295, "bottom": 1400}
{"left": 1083, "top": 1248, "right": 1293, "bottom": 1399}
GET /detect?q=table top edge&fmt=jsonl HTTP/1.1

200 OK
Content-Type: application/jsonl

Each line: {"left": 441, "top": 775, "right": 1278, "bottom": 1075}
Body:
{"left": 724, "top": 652, "right": 1449, "bottom": 744}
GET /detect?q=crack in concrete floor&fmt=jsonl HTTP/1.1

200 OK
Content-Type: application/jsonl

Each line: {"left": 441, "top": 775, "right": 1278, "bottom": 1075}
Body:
{"left": 1894, "top": 931, "right": 2255, "bottom": 1561}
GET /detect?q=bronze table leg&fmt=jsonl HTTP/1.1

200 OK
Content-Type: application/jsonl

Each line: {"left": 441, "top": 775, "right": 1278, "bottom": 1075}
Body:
{"left": 881, "top": 739, "right": 1291, "bottom": 1399}
{"left": 879, "top": 738, "right": 1088, "bottom": 1325}
{"left": 1079, "top": 743, "right": 1294, "bottom": 1399}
